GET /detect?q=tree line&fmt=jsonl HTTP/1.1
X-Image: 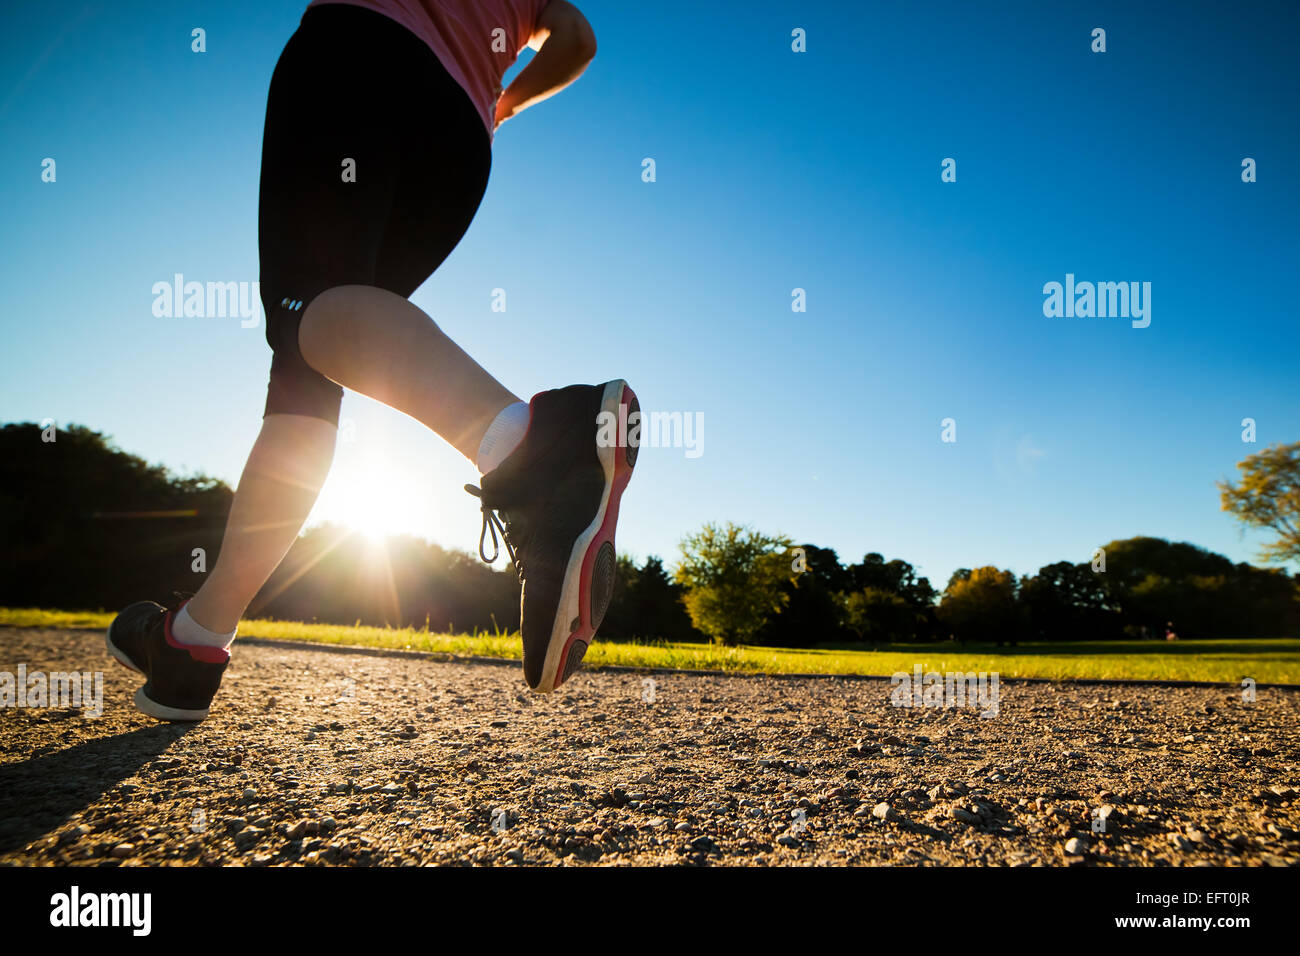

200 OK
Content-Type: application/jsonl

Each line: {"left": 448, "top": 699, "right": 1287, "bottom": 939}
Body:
{"left": 669, "top": 524, "right": 1297, "bottom": 646}
{"left": 2, "top": 422, "right": 1296, "bottom": 645}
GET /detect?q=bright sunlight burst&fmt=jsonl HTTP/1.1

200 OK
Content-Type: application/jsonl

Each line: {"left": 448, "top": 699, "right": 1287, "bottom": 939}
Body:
{"left": 309, "top": 448, "right": 428, "bottom": 543}
{"left": 300, "top": 413, "right": 481, "bottom": 558}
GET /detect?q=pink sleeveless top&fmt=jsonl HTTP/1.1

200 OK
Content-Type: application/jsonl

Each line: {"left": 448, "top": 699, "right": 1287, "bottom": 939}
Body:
{"left": 305, "top": 0, "right": 550, "bottom": 138}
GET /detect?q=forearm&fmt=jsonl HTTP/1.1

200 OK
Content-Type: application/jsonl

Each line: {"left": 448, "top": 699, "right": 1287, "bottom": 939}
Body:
{"left": 497, "top": 32, "right": 595, "bottom": 123}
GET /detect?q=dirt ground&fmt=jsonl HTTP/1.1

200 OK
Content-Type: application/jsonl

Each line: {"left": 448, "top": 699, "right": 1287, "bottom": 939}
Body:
{"left": 2, "top": 626, "right": 1297, "bottom": 867}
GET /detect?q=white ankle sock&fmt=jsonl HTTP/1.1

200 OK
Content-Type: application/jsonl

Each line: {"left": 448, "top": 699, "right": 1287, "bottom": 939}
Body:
{"left": 172, "top": 605, "right": 237, "bottom": 649}
{"left": 476, "top": 401, "right": 529, "bottom": 473}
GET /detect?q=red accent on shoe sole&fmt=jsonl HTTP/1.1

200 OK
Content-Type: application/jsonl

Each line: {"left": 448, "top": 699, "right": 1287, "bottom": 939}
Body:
{"left": 556, "top": 384, "right": 637, "bottom": 686}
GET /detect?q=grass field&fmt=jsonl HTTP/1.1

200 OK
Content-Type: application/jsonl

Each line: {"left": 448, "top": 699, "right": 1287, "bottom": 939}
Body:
{"left": 2, "top": 607, "right": 1297, "bottom": 684}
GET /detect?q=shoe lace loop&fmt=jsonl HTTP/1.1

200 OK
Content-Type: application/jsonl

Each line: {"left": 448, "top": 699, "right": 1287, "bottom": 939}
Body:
{"left": 464, "top": 484, "right": 520, "bottom": 575}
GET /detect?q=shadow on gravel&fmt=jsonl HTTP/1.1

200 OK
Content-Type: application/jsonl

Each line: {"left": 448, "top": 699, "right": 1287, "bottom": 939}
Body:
{"left": 0, "top": 723, "right": 191, "bottom": 853}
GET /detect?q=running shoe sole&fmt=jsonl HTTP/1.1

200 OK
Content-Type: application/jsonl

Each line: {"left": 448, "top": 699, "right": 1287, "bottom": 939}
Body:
{"left": 535, "top": 380, "right": 638, "bottom": 692}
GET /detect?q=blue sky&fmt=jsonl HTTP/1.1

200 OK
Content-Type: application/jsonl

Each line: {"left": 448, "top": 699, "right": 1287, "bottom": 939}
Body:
{"left": 3, "top": 0, "right": 1298, "bottom": 592}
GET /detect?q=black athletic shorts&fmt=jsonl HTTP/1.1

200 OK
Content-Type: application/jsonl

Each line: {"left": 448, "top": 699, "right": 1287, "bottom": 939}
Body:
{"left": 258, "top": 3, "right": 492, "bottom": 424}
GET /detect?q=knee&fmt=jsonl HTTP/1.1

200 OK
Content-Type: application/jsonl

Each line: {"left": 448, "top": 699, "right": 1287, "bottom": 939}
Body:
{"left": 264, "top": 350, "right": 344, "bottom": 426}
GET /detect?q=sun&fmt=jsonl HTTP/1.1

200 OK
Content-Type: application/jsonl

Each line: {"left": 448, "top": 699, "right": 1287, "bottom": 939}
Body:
{"left": 310, "top": 457, "right": 422, "bottom": 542}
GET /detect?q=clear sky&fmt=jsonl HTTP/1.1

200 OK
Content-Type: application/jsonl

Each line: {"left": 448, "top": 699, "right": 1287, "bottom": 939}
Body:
{"left": 3, "top": 0, "right": 1298, "bottom": 591}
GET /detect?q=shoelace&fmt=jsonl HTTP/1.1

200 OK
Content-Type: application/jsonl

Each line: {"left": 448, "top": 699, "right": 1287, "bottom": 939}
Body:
{"left": 146, "top": 590, "right": 194, "bottom": 627}
{"left": 464, "top": 484, "right": 520, "bottom": 573}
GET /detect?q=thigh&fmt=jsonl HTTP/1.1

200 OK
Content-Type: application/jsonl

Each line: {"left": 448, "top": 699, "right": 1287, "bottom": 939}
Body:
{"left": 258, "top": 6, "right": 405, "bottom": 327}
{"left": 373, "top": 51, "right": 492, "bottom": 298}
{"left": 258, "top": 5, "right": 412, "bottom": 421}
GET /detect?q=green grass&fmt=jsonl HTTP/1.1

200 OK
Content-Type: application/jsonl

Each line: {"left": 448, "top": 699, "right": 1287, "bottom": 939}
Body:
{"left": 3, "top": 607, "right": 1297, "bottom": 684}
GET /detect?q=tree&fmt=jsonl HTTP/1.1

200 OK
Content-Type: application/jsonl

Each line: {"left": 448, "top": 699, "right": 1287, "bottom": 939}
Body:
{"left": 937, "top": 566, "right": 1020, "bottom": 643}
{"left": 253, "top": 526, "right": 522, "bottom": 632}
{"left": 0, "top": 422, "right": 232, "bottom": 609}
{"left": 847, "top": 552, "right": 937, "bottom": 608}
{"left": 1087, "top": 536, "right": 1298, "bottom": 638}
{"left": 1219, "top": 441, "right": 1300, "bottom": 564}
{"left": 945, "top": 567, "right": 973, "bottom": 592}
{"left": 1019, "top": 560, "right": 1120, "bottom": 641}
{"left": 601, "top": 555, "right": 702, "bottom": 641}
{"left": 758, "top": 544, "right": 850, "bottom": 647}
{"left": 674, "top": 523, "right": 794, "bottom": 645}
{"left": 841, "top": 587, "right": 913, "bottom": 642}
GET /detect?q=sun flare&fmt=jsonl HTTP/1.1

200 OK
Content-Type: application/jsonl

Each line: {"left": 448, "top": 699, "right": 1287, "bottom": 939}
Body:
{"left": 311, "top": 458, "right": 424, "bottom": 543}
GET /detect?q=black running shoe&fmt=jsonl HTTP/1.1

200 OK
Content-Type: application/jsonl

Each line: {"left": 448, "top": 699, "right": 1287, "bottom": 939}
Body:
{"left": 466, "top": 380, "right": 638, "bottom": 692}
{"left": 105, "top": 592, "right": 230, "bottom": 721}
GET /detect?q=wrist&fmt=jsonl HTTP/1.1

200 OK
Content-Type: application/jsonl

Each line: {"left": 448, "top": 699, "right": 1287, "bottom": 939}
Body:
{"left": 497, "top": 93, "right": 519, "bottom": 121}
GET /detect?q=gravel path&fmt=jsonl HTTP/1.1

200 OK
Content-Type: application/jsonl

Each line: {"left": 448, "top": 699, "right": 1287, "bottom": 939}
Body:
{"left": 2, "top": 626, "right": 1298, "bottom": 867}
